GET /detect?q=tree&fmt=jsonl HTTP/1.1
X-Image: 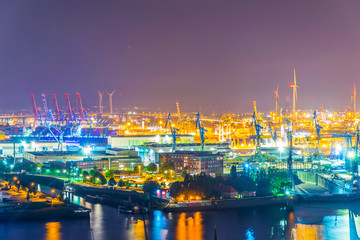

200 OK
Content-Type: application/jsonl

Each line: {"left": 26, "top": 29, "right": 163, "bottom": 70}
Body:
{"left": 169, "top": 181, "right": 182, "bottom": 198}
{"left": 117, "top": 179, "right": 125, "bottom": 187}
{"left": 142, "top": 181, "right": 159, "bottom": 195}
{"left": 146, "top": 163, "right": 157, "bottom": 172}
{"left": 0, "top": 161, "right": 10, "bottom": 173}
{"left": 13, "top": 162, "right": 37, "bottom": 174}
{"left": 105, "top": 169, "right": 114, "bottom": 180}
{"left": 160, "top": 161, "right": 175, "bottom": 173}
{"left": 92, "top": 171, "right": 107, "bottom": 185}
{"left": 89, "top": 169, "right": 96, "bottom": 177}
{"left": 181, "top": 166, "right": 188, "bottom": 179}
{"left": 107, "top": 177, "right": 117, "bottom": 186}
{"left": 133, "top": 164, "right": 145, "bottom": 173}
{"left": 230, "top": 165, "right": 237, "bottom": 179}
{"left": 255, "top": 169, "right": 272, "bottom": 196}
{"left": 49, "top": 163, "right": 58, "bottom": 173}
{"left": 81, "top": 170, "right": 90, "bottom": 182}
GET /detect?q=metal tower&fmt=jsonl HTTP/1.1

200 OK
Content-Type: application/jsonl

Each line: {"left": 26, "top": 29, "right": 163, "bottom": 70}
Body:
{"left": 274, "top": 86, "right": 279, "bottom": 119}
{"left": 176, "top": 100, "right": 182, "bottom": 124}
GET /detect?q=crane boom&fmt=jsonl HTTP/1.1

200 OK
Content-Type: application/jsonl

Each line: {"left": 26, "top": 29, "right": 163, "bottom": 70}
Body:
{"left": 41, "top": 94, "right": 49, "bottom": 122}
{"left": 30, "top": 94, "right": 38, "bottom": 121}
{"left": 65, "top": 94, "right": 73, "bottom": 121}
{"left": 52, "top": 94, "right": 60, "bottom": 121}
{"left": 76, "top": 92, "right": 85, "bottom": 121}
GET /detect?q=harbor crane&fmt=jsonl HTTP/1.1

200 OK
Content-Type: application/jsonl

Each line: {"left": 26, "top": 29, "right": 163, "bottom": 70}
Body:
{"left": 30, "top": 94, "right": 40, "bottom": 122}
{"left": 196, "top": 112, "right": 207, "bottom": 151}
{"left": 165, "top": 113, "right": 179, "bottom": 152}
{"left": 249, "top": 111, "right": 265, "bottom": 162}
{"left": 268, "top": 122, "right": 277, "bottom": 146}
{"left": 313, "top": 110, "right": 323, "bottom": 163}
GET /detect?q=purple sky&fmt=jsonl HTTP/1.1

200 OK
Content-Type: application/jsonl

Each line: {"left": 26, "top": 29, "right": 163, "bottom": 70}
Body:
{"left": 1, "top": 0, "right": 360, "bottom": 113}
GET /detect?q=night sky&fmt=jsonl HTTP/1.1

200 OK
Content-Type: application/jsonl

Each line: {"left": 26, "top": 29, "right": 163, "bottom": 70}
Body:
{"left": 1, "top": 0, "right": 360, "bottom": 113}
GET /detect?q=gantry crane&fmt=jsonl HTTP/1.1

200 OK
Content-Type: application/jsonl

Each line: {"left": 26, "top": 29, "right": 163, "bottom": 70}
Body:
{"left": 165, "top": 113, "right": 179, "bottom": 152}
{"left": 219, "top": 114, "right": 233, "bottom": 145}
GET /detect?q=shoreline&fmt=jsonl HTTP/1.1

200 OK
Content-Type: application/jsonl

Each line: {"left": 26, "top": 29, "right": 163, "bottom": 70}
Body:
{"left": 0, "top": 181, "right": 91, "bottom": 221}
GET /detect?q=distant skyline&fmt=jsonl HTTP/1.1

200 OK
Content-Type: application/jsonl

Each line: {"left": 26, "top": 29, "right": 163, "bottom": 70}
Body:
{"left": 1, "top": 1, "right": 360, "bottom": 113}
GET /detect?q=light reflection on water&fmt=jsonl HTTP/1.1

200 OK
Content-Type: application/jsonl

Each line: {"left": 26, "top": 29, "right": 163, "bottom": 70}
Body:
{"left": 2, "top": 193, "right": 360, "bottom": 240}
{"left": 45, "top": 222, "right": 61, "bottom": 240}
{"left": 176, "top": 212, "right": 203, "bottom": 240}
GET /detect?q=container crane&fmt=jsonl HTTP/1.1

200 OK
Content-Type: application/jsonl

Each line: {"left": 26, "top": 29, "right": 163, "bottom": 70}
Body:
{"left": 313, "top": 111, "right": 323, "bottom": 159}
{"left": 249, "top": 111, "right": 265, "bottom": 162}
{"left": 30, "top": 94, "right": 39, "bottom": 122}
{"left": 52, "top": 94, "right": 60, "bottom": 122}
{"left": 65, "top": 94, "right": 73, "bottom": 122}
{"left": 268, "top": 122, "right": 277, "bottom": 146}
{"left": 165, "top": 113, "right": 179, "bottom": 152}
{"left": 286, "top": 119, "right": 294, "bottom": 193}
{"left": 196, "top": 112, "right": 207, "bottom": 151}
{"left": 41, "top": 94, "right": 50, "bottom": 122}
{"left": 76, "top": 92, "right": 85, "bottom": 122}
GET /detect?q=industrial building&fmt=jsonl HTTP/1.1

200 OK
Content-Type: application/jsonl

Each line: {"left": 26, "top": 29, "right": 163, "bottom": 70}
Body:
{"left": 0, "top": 140, "right": 65, "bottom": 157}
{"left": 23, "top": 148, "right": 141, "bottom": 172}
{"left": 108, "top": 134, "right": 194, "bottom": 148}
{"left": 136, "top": 142, "right": 230, "bottom": 164}
{"left": 71, "top": 156, "right": 142, "bottom": 171}
{"left": 159, "top": 151, "right": 224, "bottom": 176}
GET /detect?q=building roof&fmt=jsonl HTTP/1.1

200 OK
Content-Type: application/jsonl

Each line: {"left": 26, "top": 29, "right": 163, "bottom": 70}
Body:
{"left": 25, "top": 150, "right": 110, "bottom": 157}
{"left": 161, "top": 150, "right": 221, "bottom": 156}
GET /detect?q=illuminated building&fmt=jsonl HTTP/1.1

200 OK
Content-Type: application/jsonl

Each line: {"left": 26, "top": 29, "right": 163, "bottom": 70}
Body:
{"left": 136, "top": 142, "right": 230, "bottom": 164}
{"left": 159, "top": 151, "right": 223, "bottom": 176}
{"left": 23, "top": 148, "right": 140, "bottom": 169}
{"left": 108, "top": 134, "right": 194, "bottom": 148}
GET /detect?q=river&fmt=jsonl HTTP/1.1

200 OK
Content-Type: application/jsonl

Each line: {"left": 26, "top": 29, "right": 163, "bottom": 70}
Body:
{"left": 1, "top": 188, "right": 360, "bottom": 240}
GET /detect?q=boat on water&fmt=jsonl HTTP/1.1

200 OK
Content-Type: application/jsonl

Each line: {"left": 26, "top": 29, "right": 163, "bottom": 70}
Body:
{"left": 85, "top": 195, "right": 101, "bottom": 204}
{"left": 118, "top": 205, "right": 132, "bottom": 214}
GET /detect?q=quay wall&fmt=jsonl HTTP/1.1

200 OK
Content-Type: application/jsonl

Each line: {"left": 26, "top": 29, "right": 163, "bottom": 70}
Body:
{"left": 296, "top": 171, "right": 350, "bottom": 194}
